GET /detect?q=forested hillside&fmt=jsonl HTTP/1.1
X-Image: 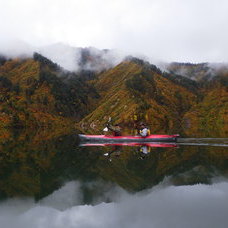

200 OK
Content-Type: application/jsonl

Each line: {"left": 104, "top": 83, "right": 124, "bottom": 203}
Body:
{"left": 0, "top": 53, "right": 227, "bottom": 137}
{"left": 0, "top": 53, "right": 99, "bottom": 132}
{"left": 80, "top": 58, "right": 227, "bottom": 136}
{"left": 80, "top": 58, "right": 198, "bottom": 134}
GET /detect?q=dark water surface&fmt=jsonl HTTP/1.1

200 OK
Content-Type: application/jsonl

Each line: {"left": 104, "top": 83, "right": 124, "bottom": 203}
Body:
{"left": 0, "top": 130, "right": 228, "bottom": 228}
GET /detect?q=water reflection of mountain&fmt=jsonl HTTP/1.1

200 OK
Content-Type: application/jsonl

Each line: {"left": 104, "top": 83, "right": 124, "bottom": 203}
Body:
{"left": 0, "top": 130, "right": 227, "bottom": 203}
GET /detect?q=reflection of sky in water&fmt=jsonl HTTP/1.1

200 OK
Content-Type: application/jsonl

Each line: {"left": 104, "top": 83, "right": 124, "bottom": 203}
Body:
{"left": 1, "top": 180, "right": 228, "bottom": 228}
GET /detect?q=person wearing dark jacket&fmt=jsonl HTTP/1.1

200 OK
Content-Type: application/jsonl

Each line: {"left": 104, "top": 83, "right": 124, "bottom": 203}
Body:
{"left": 106, "top": 123, "right": 122, "bottom": 136}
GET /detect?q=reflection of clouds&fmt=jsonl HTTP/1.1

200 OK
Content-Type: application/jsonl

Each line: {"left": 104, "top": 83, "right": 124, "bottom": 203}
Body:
{"left": 39, "top": 181, "right": 83, "bottom": 210}
{"left": 39, "top": 181, "right": 128, "bottom": 209}
{"left": 1, "top": 181, "right": 228, "bottom": 228}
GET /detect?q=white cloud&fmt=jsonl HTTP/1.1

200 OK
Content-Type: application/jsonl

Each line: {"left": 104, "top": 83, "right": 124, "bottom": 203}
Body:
{"left": 37, "top": 43, "right": 81, "bottom": 71}
{"left": 1, "top": 180, "right": 228, "bottom": 228}
{"left": 0, "top": 0, "right": 228, "bottom": 63}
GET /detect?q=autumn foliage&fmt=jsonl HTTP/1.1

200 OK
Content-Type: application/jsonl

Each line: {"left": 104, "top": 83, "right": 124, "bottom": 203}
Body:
{"left": 0, "top": 54, "right": 227, "bottom": 137}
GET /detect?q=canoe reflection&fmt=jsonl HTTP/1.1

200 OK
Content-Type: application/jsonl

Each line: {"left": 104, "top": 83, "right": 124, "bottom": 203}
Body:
{"left": 80, "top": 142, "right": 178, "bottom": 161}
{"left": 104, "top": 145, "right": 122, "bottom": 161}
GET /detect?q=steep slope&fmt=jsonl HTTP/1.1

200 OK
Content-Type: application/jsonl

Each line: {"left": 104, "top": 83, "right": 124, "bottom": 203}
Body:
{"left": 80, "top": 58, "right": 198, "bottom": 133}
{"left": 183, "top": 73, "right": 228, "bottom": 137}
{"left": 38, "top": 43, "right": 121, "bottom": 75}
{"left": 0, "top": 53, "right": 99, "bottom": 130}
{"left": 0, "top": 52, "right": 227, "bottom": 137}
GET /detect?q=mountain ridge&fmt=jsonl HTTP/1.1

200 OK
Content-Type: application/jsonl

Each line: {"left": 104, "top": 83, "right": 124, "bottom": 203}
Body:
{"left": 79, "top": 58, "right": 199, "bottom": 134}
{"left": 0, "top": 52, "right": 227, "bottom": 137}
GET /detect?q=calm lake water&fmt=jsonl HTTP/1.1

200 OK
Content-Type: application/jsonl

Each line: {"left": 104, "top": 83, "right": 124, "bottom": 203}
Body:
{"left": 0, "top": 130, "right": 228, "bottom": 228}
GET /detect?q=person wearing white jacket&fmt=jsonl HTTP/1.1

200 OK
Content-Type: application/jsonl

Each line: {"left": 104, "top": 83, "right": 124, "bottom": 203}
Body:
{"left": 139, "top": 123, "right": 150, "bottom": 137}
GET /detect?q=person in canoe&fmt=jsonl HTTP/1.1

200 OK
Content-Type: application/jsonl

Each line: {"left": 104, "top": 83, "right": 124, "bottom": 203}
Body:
{"left": 103, "top": 117, "right": 122, "bottom": 136}
{"left": 139, "top": 123, "right": 150, "bottom": 137}
{"left": 106, "top": 123, "right": 122, "bottom": 136}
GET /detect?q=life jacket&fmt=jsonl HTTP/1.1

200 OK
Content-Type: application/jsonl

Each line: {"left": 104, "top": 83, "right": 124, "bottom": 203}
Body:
{"left": 147, "top": 129, "right": 151, "bottom": 135}
{"left": 140, "top": 127, "right": 150, "bottom": 137}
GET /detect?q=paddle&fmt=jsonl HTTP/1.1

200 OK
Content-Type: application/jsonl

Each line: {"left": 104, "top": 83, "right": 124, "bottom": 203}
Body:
{"left": 103, "top": 117, "right": 112, "bottom": 132}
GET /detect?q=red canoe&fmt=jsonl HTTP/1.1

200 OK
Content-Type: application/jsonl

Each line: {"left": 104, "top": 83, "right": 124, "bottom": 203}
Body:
{"left": 79, "top": 134, "right": 180, "bottom": 143}
{"left": 79, "top": 142, "right": 178, "bottom": 147}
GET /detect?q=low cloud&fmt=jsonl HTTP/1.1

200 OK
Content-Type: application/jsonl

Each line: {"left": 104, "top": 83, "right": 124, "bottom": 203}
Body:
{"left": 1, "top": 0, "right": 228, "bottom": 64}
{"left": 0, "top": 41, "right": 125, "bottom": 72}
{"left": 1, "top": 180, "right": 228, "bottom": 228}
{"left": 37, "top": 43, "right": 81, "bottom": 72}
{"left": 0, "top": 39, "right": 34, "bottom": 58}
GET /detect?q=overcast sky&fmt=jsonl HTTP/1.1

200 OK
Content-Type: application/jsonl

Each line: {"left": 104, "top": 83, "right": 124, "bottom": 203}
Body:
{"left": 0, "top": 0, "right": 228, "bottom": 63}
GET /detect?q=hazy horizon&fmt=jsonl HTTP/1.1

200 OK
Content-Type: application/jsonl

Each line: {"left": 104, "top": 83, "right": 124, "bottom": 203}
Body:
{"left": 1, "top": 0, "right": 228, "bottom": 65}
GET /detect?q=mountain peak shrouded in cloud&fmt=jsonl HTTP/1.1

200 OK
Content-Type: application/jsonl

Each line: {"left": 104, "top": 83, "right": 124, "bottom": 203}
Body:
{"left": 0, "top": 41, "right": 125, "bottom": 72}
{"left": 1, "top": 0, "right": 228, "bottom": 63}
{"left": 37, "top": 43, "right": 125, "bottom": 72}
{"left": 37, "top": 43, "right": 80, "bottom": 72}
{"left": 78, "top": 46, "right": 124, "bottom": 72}
{"left": 166, "top": 62, "right": 228, "bottom": 81}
